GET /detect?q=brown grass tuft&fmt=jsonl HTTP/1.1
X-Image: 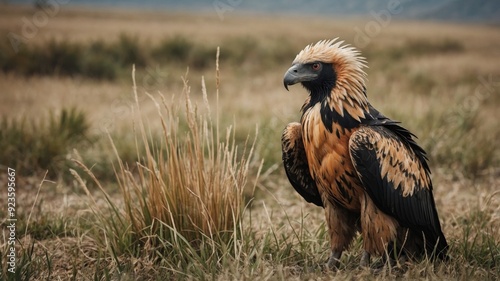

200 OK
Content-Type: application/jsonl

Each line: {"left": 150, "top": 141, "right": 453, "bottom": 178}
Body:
{"left": 69, "top": 56, "right": 258, "bottom": 276}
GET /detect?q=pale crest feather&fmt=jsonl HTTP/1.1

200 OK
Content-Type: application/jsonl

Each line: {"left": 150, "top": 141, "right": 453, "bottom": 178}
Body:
{"left": 293, "top": 38, "right": 367, "bottom": 70}
{"left": 294, "top": 38, "right": 369, "bottom": 115}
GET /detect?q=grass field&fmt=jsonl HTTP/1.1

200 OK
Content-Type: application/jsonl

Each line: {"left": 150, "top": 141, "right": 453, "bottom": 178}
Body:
{"left": 0, "top": 5, "right": 499, "bottom": 280}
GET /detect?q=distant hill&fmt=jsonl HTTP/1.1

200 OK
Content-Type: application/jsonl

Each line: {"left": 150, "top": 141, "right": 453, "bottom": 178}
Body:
{"left": 237, "top": 0, "right": 500, "bottom": 23}
{"left": 6, "top": 0, "right": 500, "bottom": 23}
{"left": 418, "top": 0, "right": 500, "bottom": 23}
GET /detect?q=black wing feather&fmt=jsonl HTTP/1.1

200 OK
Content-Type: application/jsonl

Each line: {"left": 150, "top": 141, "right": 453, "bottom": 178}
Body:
{"left": 282, "top": 123, "right": 323, "bottom": 207}
{"left": 349, "top": 125, "right": 448, "bottom": 259}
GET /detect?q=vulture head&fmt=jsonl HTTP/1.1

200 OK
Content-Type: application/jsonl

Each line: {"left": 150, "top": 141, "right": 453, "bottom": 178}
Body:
{"left": 283, "top": 39, "right": 368, "bottom": 103}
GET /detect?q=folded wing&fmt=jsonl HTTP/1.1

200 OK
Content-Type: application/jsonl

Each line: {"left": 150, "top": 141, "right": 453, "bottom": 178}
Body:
{"left": 349, "top": 125, "right": 448, "bottom": 259}
{"left": 282, "top": 122, "right": 323, "bottom": 207}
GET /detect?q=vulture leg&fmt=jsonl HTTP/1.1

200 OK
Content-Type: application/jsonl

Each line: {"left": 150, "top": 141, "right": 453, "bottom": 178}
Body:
{"left": 324, "top": 202, "right": 359, "bottom": 270}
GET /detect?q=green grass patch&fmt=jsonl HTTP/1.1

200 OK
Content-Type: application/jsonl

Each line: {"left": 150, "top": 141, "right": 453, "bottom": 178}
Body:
{"left": 416, "top": 103, "right": 499, "bottom": 178}
{"left": 365, "top": 38, "right": 465, "bottom": 63}
{"left": 0, "top": 242, "right": 52, "bottom": 281}
{"left": 0, "top": 107, "right": 91, "bottom": 179}
{"left": 0, "top": 34, "right": 297, "bottom": 81}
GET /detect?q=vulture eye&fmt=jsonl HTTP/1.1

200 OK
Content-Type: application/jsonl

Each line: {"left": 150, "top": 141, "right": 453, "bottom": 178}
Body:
{"left": 312, "top": 62, "right": 321, "bottom": 71}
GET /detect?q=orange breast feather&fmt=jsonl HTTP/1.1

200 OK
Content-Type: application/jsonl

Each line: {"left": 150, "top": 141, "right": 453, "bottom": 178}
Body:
{"left": 302, "top": 104, "right": 363, "bottom": 210}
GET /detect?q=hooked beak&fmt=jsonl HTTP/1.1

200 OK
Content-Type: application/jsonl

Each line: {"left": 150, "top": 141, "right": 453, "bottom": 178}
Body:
{"left": 283, "top": 63, "right": 318, "bottom": 91}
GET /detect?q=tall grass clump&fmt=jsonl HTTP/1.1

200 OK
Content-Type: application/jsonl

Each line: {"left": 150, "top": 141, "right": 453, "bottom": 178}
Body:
{"left": 152, "top": 36, "right": 194, "bottom": 63}
{"left": 152, "top": 35, "right": 218, "bottom": 70}
{"left": 0, "top": 107, "right": 90, "bottom": 178}
{"left": 72, "top": 53, "right": 258, "bottom": 277}
{"left": 0, "top": 34, "right": 147, "bottom": 80}
{"left": 418, "top": 103, "right": 499, "bottom": 178}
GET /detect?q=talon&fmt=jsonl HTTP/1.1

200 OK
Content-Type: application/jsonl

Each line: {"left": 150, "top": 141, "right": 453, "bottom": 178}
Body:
{"left": 360, "top": 251, "right": 371, "bottom": 268}
{"left": 382, "top": 254, "right": 397, "bottom": 268}
{"left": 326, "top": 251, "right": 342, "bottom": 270}
{"left": 398, "top": 253, "right": 408, "bottom": 265}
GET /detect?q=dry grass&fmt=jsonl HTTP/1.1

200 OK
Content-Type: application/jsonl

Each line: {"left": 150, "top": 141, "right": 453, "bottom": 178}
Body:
{"left": 65, "top": 60, "right": 258, "bottom": 279}
{"left": 0, "top": 5, "right": 499, "bottom": 280}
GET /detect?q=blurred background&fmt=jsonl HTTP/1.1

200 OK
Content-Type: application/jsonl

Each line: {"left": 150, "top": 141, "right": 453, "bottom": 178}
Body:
{"left": 1, "top": 0, "right": 499, "bottom": 180}
{"left": 5, "top": 0, "right": 500, "bottom": 22}
{"left": 0, "top": 0, "right": 499, "bottom": 279}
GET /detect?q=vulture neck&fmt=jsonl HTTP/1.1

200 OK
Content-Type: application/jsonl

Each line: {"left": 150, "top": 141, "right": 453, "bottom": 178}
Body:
{"left": 302, "top": 81, "right": 370, "bottom": 132}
